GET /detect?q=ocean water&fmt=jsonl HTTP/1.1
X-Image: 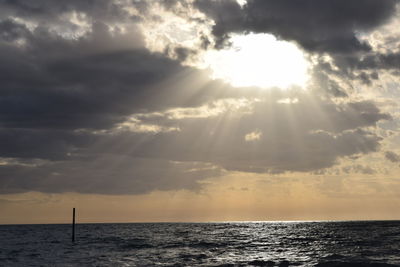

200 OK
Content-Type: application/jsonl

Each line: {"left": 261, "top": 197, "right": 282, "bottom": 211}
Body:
{"left": 1, "top": 221, "right": 400, "bottom": 266}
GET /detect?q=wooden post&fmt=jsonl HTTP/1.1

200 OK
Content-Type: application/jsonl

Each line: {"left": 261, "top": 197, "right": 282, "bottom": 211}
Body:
{"left": 72, "top": 208, "right": 76, "bottom": 243}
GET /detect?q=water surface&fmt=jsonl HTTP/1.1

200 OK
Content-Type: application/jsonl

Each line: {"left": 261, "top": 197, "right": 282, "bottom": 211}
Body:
{"left": 1, "top": 221, "right": 400, "bottom": 266}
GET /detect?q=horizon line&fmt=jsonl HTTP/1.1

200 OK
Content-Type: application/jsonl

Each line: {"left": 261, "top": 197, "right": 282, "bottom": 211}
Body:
{"left": 2, "top": 218, "right": 400, "bottom": 226}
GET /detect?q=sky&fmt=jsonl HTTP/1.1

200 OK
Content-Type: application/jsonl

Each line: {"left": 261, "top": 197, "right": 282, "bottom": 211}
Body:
{"left": 1, "top": 0, "right": 400, "bottom": 224}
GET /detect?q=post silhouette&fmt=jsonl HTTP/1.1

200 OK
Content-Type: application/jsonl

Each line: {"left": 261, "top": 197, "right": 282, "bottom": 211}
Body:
{"left": 72, "top": 208, "right": 76, "bottom": 243}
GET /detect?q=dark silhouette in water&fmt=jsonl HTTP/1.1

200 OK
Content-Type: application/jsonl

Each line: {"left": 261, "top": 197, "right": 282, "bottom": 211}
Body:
{"left": 72, "top": 208, "right": 76, "bottom": 243}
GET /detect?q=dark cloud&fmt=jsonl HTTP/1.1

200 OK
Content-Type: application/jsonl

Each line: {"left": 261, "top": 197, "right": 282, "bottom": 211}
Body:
{"left": 195, "top": 0, "right": 397, "bottom": 53}
{"left": 0, "top": 18, "right": 211, "bottom": 130}
{"left": 0, "top": 0, "right": 394, "bottom": 195}
{"left": 0, "top": 128, "right": 95, "bottom": 160}
{"left": 0, "top": 19, "right": 31, "bottom": 42}
{"left": 309, "top": 67, "right": 349, "bottom": 97}
{"left": 385, "top": 151, "right": 400, "bottom": 163}
{"left": 193, "top": 0, "right": 400, "bottom": 98}
{"left": 95, "top": 96, "right": 388, "bottom": 174}
{"left": 0, "top": 0, "right": 138, "bottom": 24}
{"left": 320, "top": 51, "right": 400, "bottom": 82}
{"left": 0, "top": 156, "right": 221, "bottom": 195}
{"left": 0, "top": 92, "right": 389, "bottom": 194}
{"left": 342, "top": 164, "right": 376, "bottom": 175}
{"left": 0, "top": 0, "right": 238, "bottom": 195}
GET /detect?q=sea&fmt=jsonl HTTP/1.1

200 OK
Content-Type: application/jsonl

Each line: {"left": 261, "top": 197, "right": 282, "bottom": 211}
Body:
{"left": 1, "top": 221, "right": 400, "bottom": 266}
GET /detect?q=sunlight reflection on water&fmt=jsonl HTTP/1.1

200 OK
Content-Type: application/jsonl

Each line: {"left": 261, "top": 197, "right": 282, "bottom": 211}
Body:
{"left": 1, "top": 221, "right": 400, "bottom": 266}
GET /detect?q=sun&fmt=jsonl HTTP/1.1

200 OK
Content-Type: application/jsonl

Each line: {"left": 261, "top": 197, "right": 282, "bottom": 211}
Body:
{"left": 203, "top": 33, "right": 310, "bottom": 89}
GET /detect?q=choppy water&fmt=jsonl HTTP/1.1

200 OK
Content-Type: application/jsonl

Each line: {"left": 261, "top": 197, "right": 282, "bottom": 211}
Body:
{"left": 1, "top": 221, "right": 400, "bottom": 266}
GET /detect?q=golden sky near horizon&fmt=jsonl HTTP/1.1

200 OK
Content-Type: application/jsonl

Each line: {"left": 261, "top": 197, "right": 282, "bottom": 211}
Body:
{"left": 3, "top": 169, "right": 400, "bottom": 224}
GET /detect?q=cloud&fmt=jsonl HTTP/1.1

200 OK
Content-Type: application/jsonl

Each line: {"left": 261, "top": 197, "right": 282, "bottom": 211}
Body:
{"left": 385, "top": 151, "right": 400, "bottom": 163}
{"left": 194, "top": 0, "right": 400, "bottom": 95}
{"left": 0, "top": 0, "right": 395, "bottom": 195}
{"left": 0, "top": 18, "right": 245, "bottom": 131}
{"left": 0, "top": 90, "right": 390, "bottom": 194}
{"left": 96, "top": 96, "right": 388, "bottom": 174}
{"left": 0, "top": 0, "right": 141, "bottom": 24}
{"left": 195, "top": 0, "right": 398, "bottom": 54}
{"left": 0, "top": 128, "right": 95, "bottom": 160}
{"left": 0, "top": 156, "right": 222, "bottom": 195}
{"left": 342, "top": 164, "right": 376, "bottom": 175}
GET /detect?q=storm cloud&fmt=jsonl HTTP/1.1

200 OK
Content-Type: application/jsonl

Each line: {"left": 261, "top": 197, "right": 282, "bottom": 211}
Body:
{"left": 195, "top": 0, "right": 398, "bottom": 53}
{"left": 0, "top": 0, "right": 396, "bottom": 195}
{"left": 195, "top": 0, "right": 400, "bottom": 91}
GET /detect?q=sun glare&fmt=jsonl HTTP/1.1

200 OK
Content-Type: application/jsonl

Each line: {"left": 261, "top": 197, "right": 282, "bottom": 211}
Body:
{"left": 204, "top": 33, "right": 310, "bottom": 89}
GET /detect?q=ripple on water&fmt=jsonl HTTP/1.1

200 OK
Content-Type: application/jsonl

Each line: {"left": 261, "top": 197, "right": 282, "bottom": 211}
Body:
{"left": 1, "top": 221, "right": 400, "bottom": 266}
